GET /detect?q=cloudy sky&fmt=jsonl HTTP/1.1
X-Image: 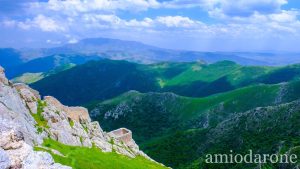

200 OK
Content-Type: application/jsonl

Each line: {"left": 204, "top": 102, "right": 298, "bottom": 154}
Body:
{"left": 0, "top": 0, "right": 300, "bottom": 52}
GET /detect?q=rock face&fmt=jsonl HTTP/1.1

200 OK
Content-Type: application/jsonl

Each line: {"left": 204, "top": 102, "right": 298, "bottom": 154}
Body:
{"left": 0, "top": 66, "right": 155, "bottom": 168}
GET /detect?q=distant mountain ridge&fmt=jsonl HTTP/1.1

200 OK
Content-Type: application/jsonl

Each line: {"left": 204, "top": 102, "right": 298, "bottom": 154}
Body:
{"left": 5, "top": 54, "right": 101, "bottom": 78}
{"left": 3, "top": 38, "right": 300, "bottom": 75}
{"left": 39, "top": 38, "right": 268, "bottom": 65}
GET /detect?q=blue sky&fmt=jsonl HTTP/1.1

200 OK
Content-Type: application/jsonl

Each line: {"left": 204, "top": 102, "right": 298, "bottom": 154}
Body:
{"left": 1, "top": 0, "right": 300, "bottom": 52}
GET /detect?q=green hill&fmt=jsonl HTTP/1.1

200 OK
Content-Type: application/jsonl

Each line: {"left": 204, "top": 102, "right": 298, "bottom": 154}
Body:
{"left": 31, "top": 60, "right": 159, "bottom": 105}
{"left": 142, "top": 100, "right": 300, "bottom": 169}
{"left": 87, "top": 80, "right": 300, "bottom": 142}
{"left": 31, "top": 60, "right": 300, "bottom": 106}
{"left": 87, "top": 81, "right": 300, "bottom": 168}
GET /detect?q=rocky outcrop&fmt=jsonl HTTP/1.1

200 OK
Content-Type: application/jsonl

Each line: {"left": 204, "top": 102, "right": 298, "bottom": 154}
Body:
{"left": 0, "top": 66, "right": 159, "bottom": 168}
{"left": 44, "top": 96, "right": 91, "bottom": 122}
{"left": 109, "top": 128, "right": 135, "bottom": 147}
{"left": 0, "top": 130, "right": 71, "bottom": 169}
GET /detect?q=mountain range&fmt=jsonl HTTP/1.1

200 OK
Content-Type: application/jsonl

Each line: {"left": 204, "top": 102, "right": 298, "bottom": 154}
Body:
{"left": 2, "top": 38, "right": 300, "bottom": 80}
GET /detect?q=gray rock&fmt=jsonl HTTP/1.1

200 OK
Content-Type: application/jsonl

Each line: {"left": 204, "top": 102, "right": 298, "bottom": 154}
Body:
{"left": 23, "top": 151, "right": 72, "bottom": 169}
{"left": 0, "top": 148, "right": 10, "bottom": 169}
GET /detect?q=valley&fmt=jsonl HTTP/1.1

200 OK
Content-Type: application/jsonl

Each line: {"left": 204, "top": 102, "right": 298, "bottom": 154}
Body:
{"left": 21, "top": 57, "right": 300, "bottom": 169}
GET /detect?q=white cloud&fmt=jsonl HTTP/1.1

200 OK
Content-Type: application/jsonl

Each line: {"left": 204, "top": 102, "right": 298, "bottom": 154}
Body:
{"left": 5, "top": 15, "right": 66, "bottom": 32}
{"left": 17, "top": 22, "right": 32, "bottom": 30}
{"left": 1, "top": 0, "right": 300, "bottom": 51}
{"left": 37, "top": 0, "right": 160, "bottom": 15}
{"left": 216, "top": 0, "right": 288, "bottom": 17}
{"left": 156, "top": 16, "right": 200, "bottom": 28}
{"left": 126, "top": 18, "right": 153, "bottom": 27}
{"left": 161, "top": 0, "right": 217, "bottom": 9}
{"left": 33, "top": 15, "right": 65, "bottom": 32}
{"left": 2, "top": 20, "right": 16, "bottom": 27}
{"left": 161, "top": 0, "right": 288, "bottom": 16}
{"left": 78, "top": 14, "right": 201, "bottom": 29}
{"left": 270, "top": 10, "right": 299, "bottom": 22}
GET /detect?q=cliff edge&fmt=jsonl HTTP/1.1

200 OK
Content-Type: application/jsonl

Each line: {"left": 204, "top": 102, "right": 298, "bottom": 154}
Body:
{"left": 0, "top": 66, "right": 164, "bottom": 169}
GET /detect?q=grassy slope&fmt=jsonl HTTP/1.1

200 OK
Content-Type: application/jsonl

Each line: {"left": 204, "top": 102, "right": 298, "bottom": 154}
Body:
{"left": 32, "top": 60, "right": 159, "bottom": 105}
{"left": 35, "top": 139, "right": 167, "bottom": 169}
{"left": 162, "top": 61, "right": 242, "bottom": 86}
{"left": 11, "top": 72, "right": 44, "bottom": 84}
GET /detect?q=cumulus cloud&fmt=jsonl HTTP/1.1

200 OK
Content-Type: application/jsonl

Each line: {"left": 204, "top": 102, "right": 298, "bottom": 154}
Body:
{"left": 269, "top": 10, "right": 299, "bottom": 22}
{"left": 3, "top": 15, "right": 66, "bottom": 32}
{"left": 0, "top": 0, "right": 300, "bottom": 51}
{"left": 77, "top": 14, "right": 202, "bottom": 29}
{"left": 33, "top": 15, "right": 66, "bottom": 32}
{"left": 156, "top": 16, "right": 200, "bottom": 28}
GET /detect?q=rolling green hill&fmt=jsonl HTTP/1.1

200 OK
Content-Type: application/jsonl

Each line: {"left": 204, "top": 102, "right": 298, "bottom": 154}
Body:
{"left": 87, "top": 81, "right": 300, "bottom": 168}
{"left": 87, "top": 80, "right": 300, "bottom": 142}
{"left": 32, "top": 60, "right": 159, "bottom": 105}
{"left": 31, "top": 60, "right": 300, "bottom": 106}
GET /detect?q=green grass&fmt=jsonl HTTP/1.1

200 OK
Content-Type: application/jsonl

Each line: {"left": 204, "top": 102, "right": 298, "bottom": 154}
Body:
{"left": 31, "top": 100, "right": 49, "bottom": 130}
{"left": 164, "top": 61, "right": 241, "bottom": 86}
{"left": 35, "top": 139, "right": 168, "bottom": 169}
{"left": 12, "top": 72, "right": 45, "bottom": 84}
{"left": 81, "top": 123, "right": 88, "bottom": 133}
{"left": 177, "top": 83, "right": 280, "bottom": 120}
{"left": 69, "top": 119, "right": 74, "bottom": 128}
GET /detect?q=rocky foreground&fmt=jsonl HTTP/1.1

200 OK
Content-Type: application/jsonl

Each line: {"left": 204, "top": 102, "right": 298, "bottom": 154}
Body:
{"left": 0, "top": 66, "right": 160, "bottom": 169}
